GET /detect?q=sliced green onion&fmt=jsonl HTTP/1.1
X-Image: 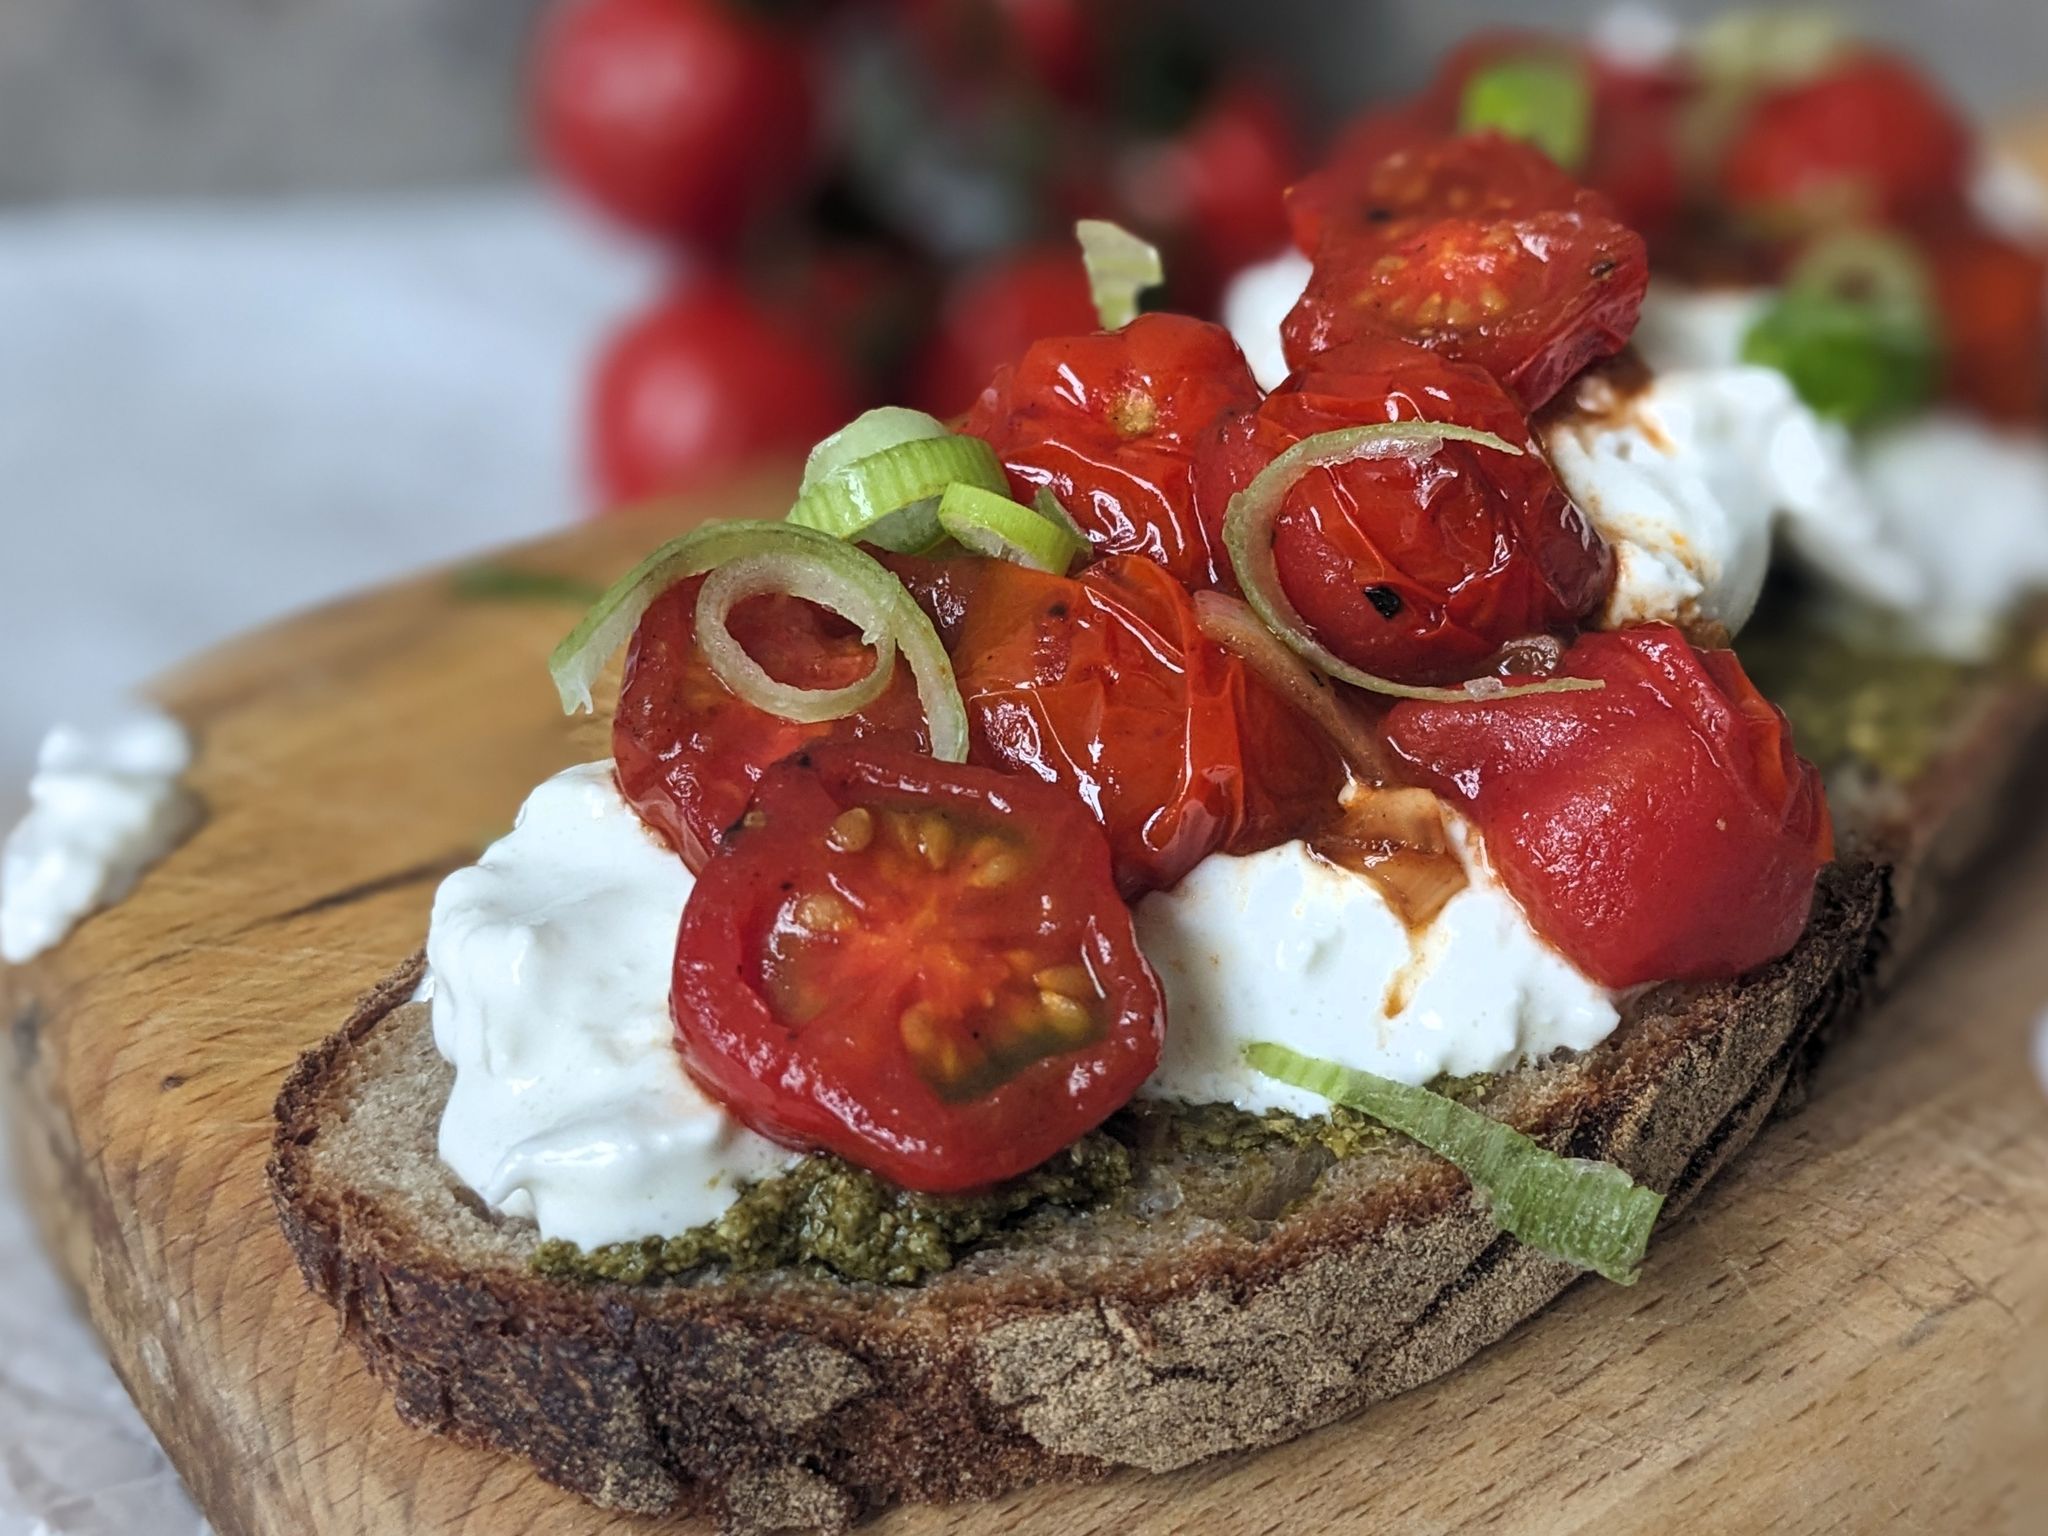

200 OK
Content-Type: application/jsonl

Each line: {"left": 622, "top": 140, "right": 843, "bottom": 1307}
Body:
{"left": 694, "top": 554, "right": 900, "bottom": 724}
{"left": 1691, "top": 8, "right": 1845, "bottom": 91}
{"left": 801, "top": 407, "right": 950, "bottom": 493}
{"left": 1457, "top": 54, "right": 1592, "bottom": 173}
{"left": 1222, "top": 423, "right": 1605, "bottom": 703}
{"left": 936, "top": 483, "right": 1088, "bottom": 573}
{"left": 1032, "top": 488, "right": 1091, "bottom": 551}
{"left": 1742, "top": 231, "right": 1939, "bottom": 428}
{"left": 1246, "top": 1042, "right": 1664, "bottom": 1286}
{"left": 788, "top": 432, "right": 1007, "bottom": 554}
{"left": 548, "top": 520, "right": 969, "bottom": 762}
{"left": 1075, "top": 219, "right": 1163, "bottom": 332}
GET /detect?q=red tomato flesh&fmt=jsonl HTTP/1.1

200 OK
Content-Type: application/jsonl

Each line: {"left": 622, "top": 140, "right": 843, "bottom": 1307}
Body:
{"left": 963, "top": 313, "right": 1263, "bottom": 591}
{"left": 613, "top": 575, "right": 928, "bottom": 870}
{"left": 1281, "top": 134, "right": 1649, "bottom": 409}
{"left": 1383, "top": 625, "right": 1833, "bottom": 989}
{"left": 1246, "top": 338, "right": 1612, "bottom": 685}
{"left": 672, "top": 744, "right": 1164, "bottom": 1192}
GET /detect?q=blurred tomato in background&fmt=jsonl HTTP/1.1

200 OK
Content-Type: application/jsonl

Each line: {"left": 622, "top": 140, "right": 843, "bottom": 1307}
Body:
{"left": 531, "top": 0, "right": 1308, "bottom": 510}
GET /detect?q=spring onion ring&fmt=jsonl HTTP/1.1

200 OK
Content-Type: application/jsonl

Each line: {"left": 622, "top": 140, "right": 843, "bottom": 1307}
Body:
{"left": 1222, "top": 423, "right": 1605, "bottom": 703}
{"left": 937, "top": 483, "right": 1088, "bottom": 573}
{"left": 1192, "top": 590, "right": 1396, "bottom": 783}
{"left": 1457, "top": 54, "right": 1592, "bottom": 172}
{"left": 788, "top": 432, "right": 1008, "bottom": 554}
{"left": 1032, "top": 488, "right": 1091, "bottom": 550}
{"left": 694, "top": 555, "right": 901, "bottom": 725}
{"left": 1076, "top": 219, "right": 1163, "bottom": 331}
{"left": 1245, "top": 1042, "right": 1664, "bottom": 1285}
{"left": 801, "top": 407, "right": 951, "bottom": 493}
{"left": 548, "top": 520, "right": 969, "bottom": 761}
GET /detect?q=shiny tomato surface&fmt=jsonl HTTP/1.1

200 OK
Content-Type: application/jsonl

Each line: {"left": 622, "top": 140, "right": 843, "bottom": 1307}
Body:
{"left": 613, "top": 576, "right": 928, "bottom": 870}
{"left": 963, "top": 313, "right": 1263, "bottom": 590}
{"left": 533, "top": 0, "right": 818, "bottom": 244}
{"left": 1715, "top": 54, "right": 1970, "bottom": 231}
{"left": 1245, "top": 338, "right": 1611, "bottom": 685}
{"left": 1923, "top": 220, "right": 2048, "bottom": 425}
{"left": 1384, "top": 625, "right": 1834, "bottom": 989}
{"left": 914, "top": 553, "right": 1348, "bottom": 895}
{"left": 672, "top": 744, "right": 1163, "bottom": 1191}
{"left": 911, "top": 247, "right": 1100, "bottom": 418}
{"left": 590, "top": 280, "right": 858, "bottom": 504}
{"left": 1280, "top": 135, "right": 1649, "bottom": 408}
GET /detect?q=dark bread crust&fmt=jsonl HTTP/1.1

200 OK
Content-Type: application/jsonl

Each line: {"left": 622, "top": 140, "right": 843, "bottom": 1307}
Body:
{"left": 271, "top": 856, "right": 1889, "bottom": 1534}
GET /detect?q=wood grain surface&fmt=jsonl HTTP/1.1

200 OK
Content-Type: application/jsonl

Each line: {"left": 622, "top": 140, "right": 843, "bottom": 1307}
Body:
{"left": 4, "top": 488, "right": 2047, "bottom": 1536}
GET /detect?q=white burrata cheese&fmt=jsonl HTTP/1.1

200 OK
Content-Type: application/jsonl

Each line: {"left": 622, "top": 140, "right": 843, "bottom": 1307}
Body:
{"left": 1852, "top": 414, "right": 2048, "bottom": 659}
{"left": 1, "top": 709, "right": 196, "bottom": 964}
{"left": 427, "top": 761, "right": 796, "bottom": 1252}
{"left": 1221, "top": 248, "right": 1312, "bottom": 392}
{"left": 1134, "top": 825, "right": 1619, "bottom": 1117}
{"left": 1629, "top": 281, "right": 1772, "bottom": 374}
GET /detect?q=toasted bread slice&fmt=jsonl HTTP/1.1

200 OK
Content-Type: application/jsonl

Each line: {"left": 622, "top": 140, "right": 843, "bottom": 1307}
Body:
{"left": 268, "top": 651, "right": 2046, "bottom": 1533}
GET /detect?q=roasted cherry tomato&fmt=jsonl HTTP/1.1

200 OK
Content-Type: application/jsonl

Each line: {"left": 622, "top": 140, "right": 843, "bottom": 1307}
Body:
{"left": 1280, "top": 134, "right": 1649, "bottom": 409}
{"left": 672, "top": 743, "right": 1164, "bottom": 1192}
{"left": 533, "top": 0, "right": 820, "bottom": 245}
{"left": 613, "top": 575, "right": 927, "bottom": 869}
{"left": 1246, "top": 338, "right": 1611, "bottom": 685}
{"left": 1716, "top": 53, "right": 1970, "bottom": 232}
{"left": 1583, "top": 55, "right": 1691, "bottom": 249}
{"left": 590, "top": 278, "right": 858, "bottom": 505}
{"left": 908, "top": 553, "right": 1347, "bottom": 895}
{"left": 1922, "top": 220, "right": 2048, "bottom": 425}
{"left": 1284, "top": 105, "right": 1442, "bottom": 256}
{"left": 1384, "top": 625, "right": 1833, "bottom": 989}
{"left": 901, "top": 0, "right": 1104, "bottom": 107}
{"left": 963, "top": 313, "right": 1263, "bottom": 590}
{"left": 911, "top": 246, "right": 1100, "bottom": 419}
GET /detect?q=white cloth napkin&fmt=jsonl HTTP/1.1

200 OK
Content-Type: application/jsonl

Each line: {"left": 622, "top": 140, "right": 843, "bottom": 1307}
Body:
{"left": 0, "top": 187, "right": 657, "bottom": 1532}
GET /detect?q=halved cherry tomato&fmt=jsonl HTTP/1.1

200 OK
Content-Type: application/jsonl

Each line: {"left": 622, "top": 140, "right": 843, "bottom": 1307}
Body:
{"left": 1246, "top": 338, "right": 1612, "bottom": 685}
{"left": 533, "top": 0, "right": 820, "bottom": 245}
{"left": 905, "top": 553, "right": 1348, "bottom": 895}
{"left": 613, "top": 575, "right": 927, "bottom": 869}
{"left": 1280, "top": 134, "right": 1649, "bottom": 408}
{"left": 963, "top": 313, "right": 1263, "bottom": 590}
{"left": 1284, "top": 105, "right": 1441, "bottom": 256}
{"left": 911, "top": 246, "right": 1100, "bottom": 419}
{"left": 1383, "top": 625, "right": 1833, "bottom": 989}
{"left": 590, "top": 278, "right": 859, "bottom": 505}
{"left": 1922, "top": 219, "right": 2048, "bottom": 425}
{"left": 672, "top": 743, "right": 1164, "bottom": 1192}
{"left": 1716, "top": 53, "right": 1970, "bottom": 232}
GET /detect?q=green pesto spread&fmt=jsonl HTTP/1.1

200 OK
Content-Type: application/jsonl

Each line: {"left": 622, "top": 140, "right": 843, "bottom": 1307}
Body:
{"left": 533, "top": 1132, "right": 1132, "bottom": 1287}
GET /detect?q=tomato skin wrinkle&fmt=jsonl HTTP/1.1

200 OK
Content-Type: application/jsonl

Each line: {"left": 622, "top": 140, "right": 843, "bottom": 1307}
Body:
{"left": 1383, "top": 625, "right": 1832, "bottom": 990}
{"left": 673, "top": 744, "right": 1163, "bottom": 1192}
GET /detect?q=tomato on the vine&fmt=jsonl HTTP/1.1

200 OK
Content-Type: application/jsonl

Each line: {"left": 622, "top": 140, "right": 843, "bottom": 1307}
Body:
{"left": 613, "top": 574, "right": 927, "bottom": 870}
{"left": 911, "top": 247, "right": 1100, "bottom": 418}
{"left": 672, "top": 743, "right": 1163, "bottom": 1192}
{"left": 1715, "top": 53, "right": 1970, "bottom": 232}
{"left": 1242, "top": 338, "right": 1611, "bottom": 685}
{"left": 1384, "top": 625, "right": 1833, "bottom": 989}
{"left": 1280, "top": 134, "right": 1649, "bottom": 408}
{"left": 533, "top": 0, "right": 820, "bottom": 245}
{"left": 590, "top": 278, "right": 858, "bottom": 505}
{"left": 963, "top": 313, "right": 1263, "bottom": 590}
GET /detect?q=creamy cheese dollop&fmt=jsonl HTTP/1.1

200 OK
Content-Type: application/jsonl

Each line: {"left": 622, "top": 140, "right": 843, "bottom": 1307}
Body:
{"left": 427, "top": 761, "right": 796, "bottom": 1252}
{"left": 1221, "top": 248, "right": 1312, "bottom": 392}
{"left": 1, "top": 709, "right": 196, "bottom": 964}
{"left": 1134, "top": 823, "right": 1619, "bottom": 1116}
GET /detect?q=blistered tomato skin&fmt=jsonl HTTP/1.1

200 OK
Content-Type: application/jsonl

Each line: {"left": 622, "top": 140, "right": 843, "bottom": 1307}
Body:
{"left": 1716, "top": 54, "right": 1970, "bottom": 231}
{"left": 1280, "top": 134, "right": 1649, "bottom": 411}
{"left": 1251, "top": 338, "right": 1612, "bottom": 685}
{"left": 937, "top": 554, "right": 1349, "bottom": 896}
{"left": 964, "top": 314, "right": 1264, "bottom": 591}
{"left": 1383, "top": 626, "right": 1834, "bottom": 990}
{"left": 672, "top": 745, "right": 1164, "bottom": 1193}
{"left": 612, "top": 576, "right": 927, "bottom": 870}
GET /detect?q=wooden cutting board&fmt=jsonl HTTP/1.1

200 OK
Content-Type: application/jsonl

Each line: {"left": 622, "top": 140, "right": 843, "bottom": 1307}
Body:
{"left": 5, "top": 488, "right": 2047, "bottom": 1536}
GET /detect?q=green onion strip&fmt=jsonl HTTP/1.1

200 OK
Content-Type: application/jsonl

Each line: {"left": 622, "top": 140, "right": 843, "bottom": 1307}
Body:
{"left": 548, "top": 520, "right": 968, "bottom": 761}
{"left": 937, "top": 482, "right": 1088, "bottom": 573}
{"left": 1246, "top": 1042, "right": 1664, "bottom": 1285}
{"left": 1222, "top": 423, "right": 1605, "bottom": 703}
{"left": 787, "top": 426, "right": 1008, "bottom": 554}
{"left": 1075, "top": 219, "right": 1164, "bottom": 331}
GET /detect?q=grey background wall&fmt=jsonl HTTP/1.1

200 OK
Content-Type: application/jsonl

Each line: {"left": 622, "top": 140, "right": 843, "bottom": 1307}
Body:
{"left": 0, "top": 0, "right": 2040, "bottom": 201}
